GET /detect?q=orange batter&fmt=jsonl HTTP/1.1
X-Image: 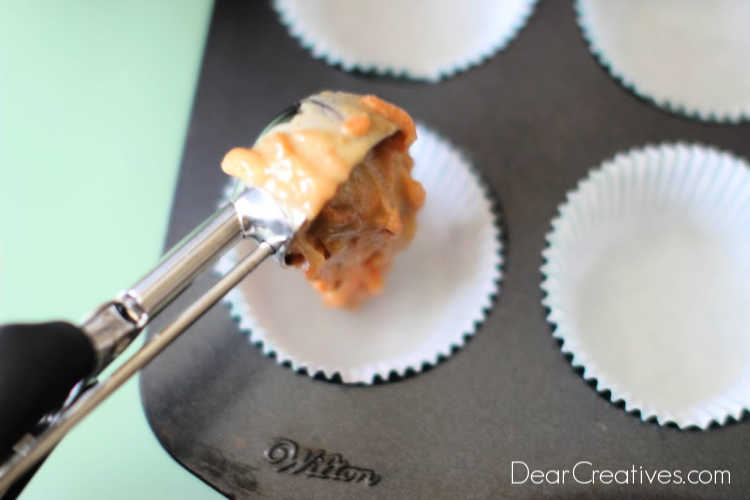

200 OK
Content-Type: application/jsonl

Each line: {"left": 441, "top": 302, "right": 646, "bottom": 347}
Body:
{"left": 222, "top": 91, "right": 425, "bottom": 308}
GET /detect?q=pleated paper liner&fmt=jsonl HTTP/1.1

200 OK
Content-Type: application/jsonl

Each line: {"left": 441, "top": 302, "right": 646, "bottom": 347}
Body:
{"left": 576, "top": 0, "right": 750, "bottom": 123}
{"left": 542, "top": 143, "right": 750, "bottom": 429}
{"left": 273, "top": 0, "right": 536, "bottom": 82}
{"left": 216, "top": 124, "right": 503, "bottom": 384}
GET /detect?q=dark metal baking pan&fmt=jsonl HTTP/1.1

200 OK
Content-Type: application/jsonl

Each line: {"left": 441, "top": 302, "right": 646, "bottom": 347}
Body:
{"left": 140, "top": 1, "right": 750, "bottom": 498}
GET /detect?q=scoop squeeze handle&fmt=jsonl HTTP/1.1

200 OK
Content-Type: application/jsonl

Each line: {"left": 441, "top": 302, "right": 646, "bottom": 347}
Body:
{"left": 0, "top": 322, "right": 95, "bottom": 458}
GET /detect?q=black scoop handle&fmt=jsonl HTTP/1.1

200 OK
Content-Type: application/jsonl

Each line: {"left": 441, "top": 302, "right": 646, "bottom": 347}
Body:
{"left": 0, "top": 321, "right": 96, "bottom": 496}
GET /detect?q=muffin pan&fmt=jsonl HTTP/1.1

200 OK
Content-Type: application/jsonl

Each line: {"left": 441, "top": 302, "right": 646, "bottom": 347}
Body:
{"left": 140, "top": 1, "right": 750, "bottom": 498}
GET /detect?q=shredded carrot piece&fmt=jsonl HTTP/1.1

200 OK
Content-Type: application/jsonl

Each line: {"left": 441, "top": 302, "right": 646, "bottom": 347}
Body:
{"left": 360, "top": 95, "right": 417, "bottom": 149}
{"left": 342, "top": 113, "right": 372, "bottom": 136}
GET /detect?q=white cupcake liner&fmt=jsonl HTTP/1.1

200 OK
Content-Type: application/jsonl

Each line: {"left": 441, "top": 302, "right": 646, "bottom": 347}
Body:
{"left": 541, "top": 143, "right": 750, "bottom": 429}
{"left": 273, "top": 0, "right": 536, "bottom": 82}
{"left": 576, "top": 0, "right": 750, "bottom": 123}
{"left": 216, "top": 124, "right": 503, "bottom": 384}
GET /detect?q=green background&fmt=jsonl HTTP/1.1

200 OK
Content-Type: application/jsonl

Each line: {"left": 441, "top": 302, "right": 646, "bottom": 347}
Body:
{"left": 0, "top": 1, "right": 221, "bottom": 498}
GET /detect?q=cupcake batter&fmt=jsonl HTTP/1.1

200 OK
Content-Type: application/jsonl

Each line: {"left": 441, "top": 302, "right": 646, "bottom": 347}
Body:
{"left": 222, "top": 91, "right": 425, "bottom": 307}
